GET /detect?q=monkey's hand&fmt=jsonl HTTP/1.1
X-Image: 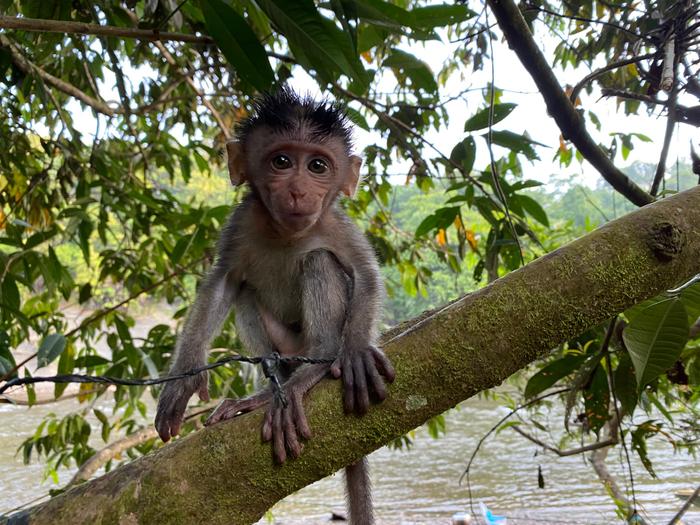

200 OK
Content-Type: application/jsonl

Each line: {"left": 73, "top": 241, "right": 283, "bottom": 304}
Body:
{"left": 330, "top": 345, "right": 395, "bottom": 415}
{"left": 155, "top": 372, "right": 209, "bottom": 442}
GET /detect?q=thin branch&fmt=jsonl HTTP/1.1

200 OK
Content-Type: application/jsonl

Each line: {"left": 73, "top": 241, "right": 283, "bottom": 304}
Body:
{"left": 651, "top": 82, "right": 678, "bottom": 196}
{"left": 511, "top": 425, "right": 617, "bottom": 456}
{"left": 153, "top": 41, "right": 232, "bottom": 140}
{"left": 600, "top": 88, "right": 665, "bottom": 106}
{"left": 70, "top": 403, "right": 216, "bottom": 485}
{"left": 486, "top": 0, "right": 654, "bottom": 207}
{"left": 0, "top": 34, "right": 116, "bottom": 116}
{"left": 570, "top": 53, "right": 656, "bottom": 105}
{"left": 0, "top": 15, "right": 212, "bottom": 44}
{"left": 523, "top": 5, "right": 649, "bottom": 40}
{"left": 668, "top": 485, "right": 700, "bottom": 525}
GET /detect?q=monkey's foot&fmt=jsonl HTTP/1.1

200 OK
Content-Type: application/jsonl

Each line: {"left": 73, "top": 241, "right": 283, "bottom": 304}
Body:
{"left": 205, "top": 391, "right": 271, "bottom": 426}
{"left": 262, "top": 363, "right": 329, "bottom": 464}
{"left": 331, "top": 345, "right": 396, "bottom": 415}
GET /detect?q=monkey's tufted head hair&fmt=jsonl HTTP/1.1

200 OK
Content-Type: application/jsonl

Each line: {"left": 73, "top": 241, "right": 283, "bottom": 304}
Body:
{"left": 236, "top": 86, "right": 354, "bottom": 154}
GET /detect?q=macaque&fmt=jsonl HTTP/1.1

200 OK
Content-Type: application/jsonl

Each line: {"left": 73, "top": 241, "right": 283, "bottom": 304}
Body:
{"left": 155, "top": 87, "right": 395, "bottom": 524}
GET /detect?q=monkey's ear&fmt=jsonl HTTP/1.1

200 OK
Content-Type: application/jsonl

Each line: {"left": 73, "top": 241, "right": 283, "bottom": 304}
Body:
{"left": 342, "top": 155, "right": 362, "bottom": 196}
{"left": 226, "top": 141, "right": 247, "bottom": 186}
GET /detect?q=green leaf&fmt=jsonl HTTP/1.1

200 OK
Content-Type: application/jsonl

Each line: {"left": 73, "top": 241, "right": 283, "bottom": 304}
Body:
{"left": 37, "top": 334, "right": 67, "bottom": 368}
{"left": 55, "top": 343, "right": 74, "bottom": 398}
{"left": 383, "top": 49, "right": 437, "bottom": 94}
{"left": 1, "top": 275, "right": 20, "bottom": 311}
{"left": 409, "top": 4, "right": 476, "bottom": 28}
{"left": 583, "top": 365, "right": 609, "bottom": 433}
{"left": 259, "top": 0, "right": 368, "bottom": 89}
{"left": 680, "top": 283, "right": 700, "bottom": 324}
{"left": 345, "top": 106, "right": 370, "bottom": 131}
{"left": 622, "top": 298, "right": 689, "bottom": 388}
{"left": 613, "top": 351, "right": 638, "bottom": 416}
{"left": 517, "top": 194, "right": 549, "bottom": 227}
{"left": 449, "top": 136, "right": 476, "bottom": 176}
{"left": 0, "top": 330, "right": 16, "bottom": 377}
{"left": 201, "top": 0, "right": 275, "bottom": 92}
{"left": 464, "top": 103, "right": 517, "bottom": 132}
{"left": 488, "top": 130, "right": 546, "bottom": 160}
{"left": 78, "top": 219, "right": 93, "bottom": 264}
{"left": 524, "top": 353, "right": 587, "bottom": 398}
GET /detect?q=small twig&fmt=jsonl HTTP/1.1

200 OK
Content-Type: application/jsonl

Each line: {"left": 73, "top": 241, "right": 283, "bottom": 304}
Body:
{"left": 459, "top": 387, "right": 571, "bottom": 516}
{"left": 660, "top": 36, "right": 676, "bottom": 93}
{"left": 0, "top": 15, "right": 212, "bottom": 44}
{"left": 668, "top": 485, "right": 700, "bottom": 525}
{"left": 570, "top": 54, "right": 656, "bottom": 104}
{"left": 154, "top": 41, "right": 232, "bottom": 140}
{"left": 511, "top": 425, "right": 617, "bottom": 456}
{"left": 651, "top": 81, "right": 678, "bottom": 196}
{"left": 70, "top": 401, "right": 216, "bottom": 484}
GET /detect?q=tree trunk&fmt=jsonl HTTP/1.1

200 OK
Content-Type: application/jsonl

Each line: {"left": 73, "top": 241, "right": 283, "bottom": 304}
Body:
{"left": 11, "top": 186, "right": 700, "bottom": 525}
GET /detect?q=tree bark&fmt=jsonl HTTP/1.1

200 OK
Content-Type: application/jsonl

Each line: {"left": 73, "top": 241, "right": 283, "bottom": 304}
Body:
{"left": 10, "top": 186, "right": 700, "bottom": 525}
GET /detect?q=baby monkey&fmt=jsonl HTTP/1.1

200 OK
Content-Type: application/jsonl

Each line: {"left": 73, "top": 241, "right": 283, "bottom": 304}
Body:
{"left": 155, "top": 88, "right": 395, "bottom": 524}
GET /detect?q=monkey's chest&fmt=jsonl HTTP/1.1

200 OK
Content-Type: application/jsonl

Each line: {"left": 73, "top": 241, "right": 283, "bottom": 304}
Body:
{"left": 243, "top": 253, "right": 304, "bottom": 322}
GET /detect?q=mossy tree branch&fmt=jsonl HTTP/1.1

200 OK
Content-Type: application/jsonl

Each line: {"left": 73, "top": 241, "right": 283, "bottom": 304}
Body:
{"left": 12, "top": 187, "right": 700, "bottom": 525}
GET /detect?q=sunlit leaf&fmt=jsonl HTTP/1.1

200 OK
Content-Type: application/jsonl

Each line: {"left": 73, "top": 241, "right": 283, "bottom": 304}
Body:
{"left": 622, "top": 298, "right": 689, "bottom": 388}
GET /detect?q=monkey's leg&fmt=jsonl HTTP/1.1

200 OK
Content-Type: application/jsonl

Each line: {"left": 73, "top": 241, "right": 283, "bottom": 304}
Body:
{"left": 204, "top": 285, "right": 285, "bottom": 426}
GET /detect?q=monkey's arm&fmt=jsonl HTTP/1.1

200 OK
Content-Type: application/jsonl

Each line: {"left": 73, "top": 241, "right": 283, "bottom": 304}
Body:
{"left": 155, "top": 267, "right": 235, "bottom": 442}
{"left": 331, "top": 245, "right": 395, "bottom": 415}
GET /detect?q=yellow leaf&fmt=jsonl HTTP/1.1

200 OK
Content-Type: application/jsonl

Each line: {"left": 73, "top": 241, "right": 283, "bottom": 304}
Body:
{"left": 436, "top": 228, "right": 447, "bottom": 247}
{"left": 466, "top": 229, "right": 478, "bottom": 252}
{"left": 77, "top": 383, "right": 94, "bottom": 403}
{"left": 453, "top": 215, "right": 465, "bottom": 233}
{"left": 361, "top": 51, "right": 372, "bottom": 63}
{"left": 0, "top": 209, "right": 5, "bottom": 230}
{"left": 559, "top": 135, "right": 569, "bottom": 153}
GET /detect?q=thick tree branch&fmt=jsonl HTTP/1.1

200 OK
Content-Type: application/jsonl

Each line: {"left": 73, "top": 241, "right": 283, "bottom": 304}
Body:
{"left": 487, "top": 0, "right": 654, "bottom": 207}
{"left": 0, "top": 16, "right": 212, "bottom": 45}
{"left": 9, "top": 186, "right": 700, "bottom": 525}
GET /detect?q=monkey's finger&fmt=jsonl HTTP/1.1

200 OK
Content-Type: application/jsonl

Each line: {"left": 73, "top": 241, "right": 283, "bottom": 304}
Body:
{"left": 330, "top": 357, "right": 343, "bottom": 379}
{"left": 353, "top": 356, "right": 369, "bottom": 415}
{"left": 371, "top": 348, "right": 396, "bottom": 382}
{"left": 363, "top": 351, "right": 387, "bottom": 402}
{"left": 342, "top": 359, "right": 356, "bottom": 414}
{"left": 282, "top": 407, "right": 302, "bottom": 459}
{"left": 167, "top": 395, "right": 189, "bottom": 438}
{"left": 197, "top": 384, "right": 210, "bottom": 402}
{"left": 272, "top": 408, "right": 287, "bottom": 464}
{"left": 262, "top": 409, "right": 273, "bottom": 442}
{"left": 292, "top": 393, "right": 312, "bottom": 440}
{"left": 154, "top": 410, "right": 171, "bottom": 443}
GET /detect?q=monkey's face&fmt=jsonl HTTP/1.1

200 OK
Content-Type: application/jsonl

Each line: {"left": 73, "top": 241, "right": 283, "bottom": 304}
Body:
{"left": 229, "top": 135, "right": 361, "bottom": 236}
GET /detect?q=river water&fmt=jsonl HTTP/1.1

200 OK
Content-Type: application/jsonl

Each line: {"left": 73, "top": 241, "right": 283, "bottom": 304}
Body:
{"left": 1, "top": 391, "right": 697, "bottom": 524}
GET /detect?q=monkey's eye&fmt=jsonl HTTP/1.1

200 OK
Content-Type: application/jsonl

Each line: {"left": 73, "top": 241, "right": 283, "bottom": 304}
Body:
{"left": 308, "top": 158, "right": 329, "bottom": 175}
{"left": 271, "top": 155, "right": 292, "bottom": 170}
